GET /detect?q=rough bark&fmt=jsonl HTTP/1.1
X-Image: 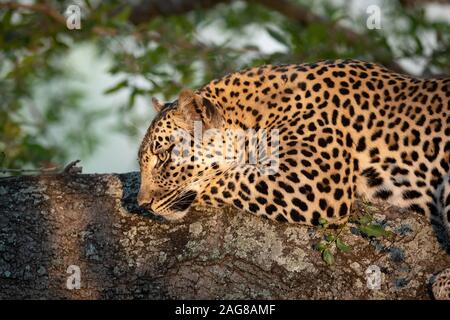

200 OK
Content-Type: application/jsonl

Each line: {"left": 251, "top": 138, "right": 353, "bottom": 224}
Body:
{"left": 0, "top": 172, "right": 448, "bottom": 299}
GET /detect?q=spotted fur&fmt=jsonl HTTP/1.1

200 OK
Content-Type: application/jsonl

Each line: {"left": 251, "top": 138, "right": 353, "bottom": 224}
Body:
{"left": 138, "top": 59, "right": 450, "bottom": 297}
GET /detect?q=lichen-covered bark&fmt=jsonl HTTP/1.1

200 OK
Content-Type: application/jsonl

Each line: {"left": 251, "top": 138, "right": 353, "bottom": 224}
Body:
{"left": 0, "top": 172, "right": 448, "bottom": 299}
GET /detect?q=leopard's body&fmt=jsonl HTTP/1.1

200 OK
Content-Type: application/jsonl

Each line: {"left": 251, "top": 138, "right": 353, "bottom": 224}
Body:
{"left": 138, "top": 59, "right": 450, "bottom": 298}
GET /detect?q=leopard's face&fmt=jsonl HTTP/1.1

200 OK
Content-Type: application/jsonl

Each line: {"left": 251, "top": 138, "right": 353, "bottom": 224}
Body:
{"left": 138, "top": 90, "right": 224, "bottom": 220}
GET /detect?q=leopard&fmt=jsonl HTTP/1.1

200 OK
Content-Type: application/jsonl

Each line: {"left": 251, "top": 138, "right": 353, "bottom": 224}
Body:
{"left": 137, "top": 59, "right": 450, "bottom": 299}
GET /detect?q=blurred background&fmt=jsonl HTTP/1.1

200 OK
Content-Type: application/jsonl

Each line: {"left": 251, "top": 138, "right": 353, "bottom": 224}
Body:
{"left": 0, "top": 0, "right": 449, "bottom": 174}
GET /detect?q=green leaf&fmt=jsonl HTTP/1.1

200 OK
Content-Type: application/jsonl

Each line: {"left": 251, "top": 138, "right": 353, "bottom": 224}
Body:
{"left": 359, "top": 224, "right": 389, "bottom": 238}
{"left": 265, "top": 26, "right": 289, "bottom": 47}
{"left": 114, "top": 6, "right": 131, "bottom": 22}
{"left": 318, "top": 218, "right": 328, "bottom": 225}
{"left": 128, "top": 89, "right": 138, "bottom": 109}
{"left": 315, "top": 242, "right": 327, "bottom": 252}
{"left": 104, "top": 80, "right": 128, "bottom": 94}
{"left": 322, "top": 249, "right": 334, "bottom": 265}
{"left": 358, "top": 215, "right": 372, "bottom": 225}
{"left": 83, "top": 0, "right": 93, "bottom": 10}
{"left": 336, "top": 238, "right": 351, "bottom": 252}
{"left": 325, "top": 234, "right": 335, "bottom": 242}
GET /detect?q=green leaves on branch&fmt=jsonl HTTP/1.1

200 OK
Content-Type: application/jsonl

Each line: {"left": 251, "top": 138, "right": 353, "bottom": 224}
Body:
{"left": 315, "top": 209, "right": 393, "bottom": 266}
{"left": 315, "top": 221, "right": 351, "bottom": 266}
{"left": 315, "top": 242, "right": 335, "bottom": 266}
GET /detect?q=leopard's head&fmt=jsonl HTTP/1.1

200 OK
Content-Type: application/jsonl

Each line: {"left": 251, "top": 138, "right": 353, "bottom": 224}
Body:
{"left": 137, "top": 89, "right": 224, "bottom": 220}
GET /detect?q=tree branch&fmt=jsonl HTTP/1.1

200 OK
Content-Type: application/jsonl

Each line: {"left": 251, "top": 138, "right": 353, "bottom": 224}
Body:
{"left": 0, "top": 2, "right": 66, "bottom": 25}
{"left": 0, "top": 172, "right": 448, "bottom": 299}
{"left": 128, "top": 0, "right": 232, "bottom": 25}
{"left": 252, "top": 0, "right": 361, "bottom": 42}
{"left": 399, "top": 0, "right": 450, "bottom": 7}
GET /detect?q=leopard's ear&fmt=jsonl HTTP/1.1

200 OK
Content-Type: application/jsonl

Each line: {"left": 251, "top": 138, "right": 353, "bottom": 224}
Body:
{"left": 177, "top": 89, "right": 200, "bottom": 123}
{"left": 152, "top": 97, "right": 164, "bottom": 112}
{"left": 177, "top": 89, "right": 222, "bottom": 129}
{"left": 178, "top": 89, "right": 196, "bottom": 112}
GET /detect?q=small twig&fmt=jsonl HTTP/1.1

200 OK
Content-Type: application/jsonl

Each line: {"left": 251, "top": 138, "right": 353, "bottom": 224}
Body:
{"left": 320, "top": 220, "right": 349, "bottom": 251}
{"left": 0, "top": 160, "right": 82, "bottom": 176}
{"left": 335, "top": 221, "right": 348, "bottom": 238}
{"left": 62, "top": 160, "right": 82, "bottom": 174}
{"left": 0, "top": 167, "right": 58, "bottom": 174}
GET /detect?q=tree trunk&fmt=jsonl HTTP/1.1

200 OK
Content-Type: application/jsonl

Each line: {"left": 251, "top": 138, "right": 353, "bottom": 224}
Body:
{"left": 0, "top": 172, "right": 448, "bottom": 299}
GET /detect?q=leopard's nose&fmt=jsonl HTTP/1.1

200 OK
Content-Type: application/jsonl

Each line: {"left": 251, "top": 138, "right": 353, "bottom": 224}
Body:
{"left": 137, "top": 192, "right": 153, "bottom": 209}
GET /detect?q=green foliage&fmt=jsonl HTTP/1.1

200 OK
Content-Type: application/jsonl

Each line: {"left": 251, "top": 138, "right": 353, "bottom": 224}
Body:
{"left": 315, "top": 203, "right": 394, "bottom": 266}
{"left": 0, "top": 0, "right": 449, "bottom": 170}
{"left": 336, "top": 238, "right": 351, "bottom": 253}
{"left": 322, "top": 248, "right": 335, "bottom": 266}
{"left": 315, "top": 218, "right": 351, "bottom": 265}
